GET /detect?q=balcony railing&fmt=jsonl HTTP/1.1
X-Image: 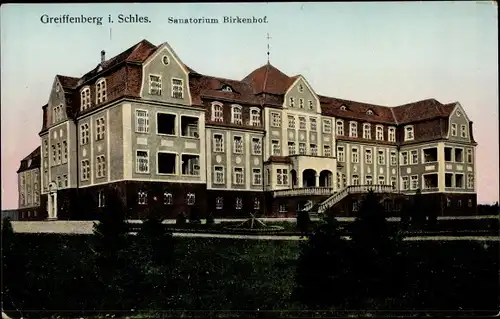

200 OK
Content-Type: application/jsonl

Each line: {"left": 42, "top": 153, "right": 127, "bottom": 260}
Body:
{"left": 273, "top": 187, "right": 334, "bottom": 198}
{"left": 317, "top": 184, "right": 396, "bottom": 214}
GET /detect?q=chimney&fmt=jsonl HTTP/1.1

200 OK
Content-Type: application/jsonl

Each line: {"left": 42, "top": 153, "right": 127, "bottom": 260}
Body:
{"left": 101, "top": 50, "right": 106, "bottom": 63}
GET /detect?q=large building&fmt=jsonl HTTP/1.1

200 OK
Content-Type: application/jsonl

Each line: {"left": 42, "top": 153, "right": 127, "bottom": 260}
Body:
{"left": 16, "top": 39, "right": 477, "bottom": 220}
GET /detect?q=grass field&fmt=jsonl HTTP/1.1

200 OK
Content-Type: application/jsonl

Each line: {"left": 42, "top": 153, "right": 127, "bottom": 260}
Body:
{"left": 3, "top": 233, "right": 499, "bottom": 317}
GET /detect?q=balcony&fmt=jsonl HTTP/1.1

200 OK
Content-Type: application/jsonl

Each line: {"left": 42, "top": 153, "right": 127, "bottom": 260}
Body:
{"left": 273, "top": 187, "right": 334, "bottom": 198}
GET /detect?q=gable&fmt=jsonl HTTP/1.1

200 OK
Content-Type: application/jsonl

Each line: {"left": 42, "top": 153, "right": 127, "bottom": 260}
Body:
{"left": 283, "top": 76, "right": 321, "bottom": 113}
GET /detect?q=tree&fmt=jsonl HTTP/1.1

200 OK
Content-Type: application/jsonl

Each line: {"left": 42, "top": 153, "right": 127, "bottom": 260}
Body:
{"left": 89, "top": 189, "right": 141, "bottom": 311}
{"left": 292, "top": 214, "right": 351, "bottom": 308}
{"left": 348, "top": 190, "right": 406, "bottom": 307}
{"left": 410, "top": 189, "right": 425, "bottom": 230}
{"left": 296, "top": 209, "right": 310, "bottom": 238}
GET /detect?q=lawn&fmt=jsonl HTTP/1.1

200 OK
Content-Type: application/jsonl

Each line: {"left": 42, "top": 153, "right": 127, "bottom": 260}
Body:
{"left": 2, "top": 233, "right": 499, "bottom": 317}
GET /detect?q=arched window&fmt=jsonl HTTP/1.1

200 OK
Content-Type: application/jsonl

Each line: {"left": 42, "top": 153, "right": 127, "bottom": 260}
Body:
{"left": 96, "top": 78, "right": 107, "bottom": 104}
{"left": 231, "top": 105, "right": 242, "bottom": 124}
{"left": 211, "top": 102, "right": 224, "bottom": 122}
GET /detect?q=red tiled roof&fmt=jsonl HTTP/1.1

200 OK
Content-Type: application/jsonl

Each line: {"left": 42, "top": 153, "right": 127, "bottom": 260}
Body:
{"left": 391, "top": 99, "right": 455, "bottom": 124}
{"left": 242, "top": 63, "right": 296, "bottom": 95}
{"left": 56, "top": 75, "right": 79, "bottom": 89}
{"left": 17, "top": 146, "right": 41, "bottom": 173}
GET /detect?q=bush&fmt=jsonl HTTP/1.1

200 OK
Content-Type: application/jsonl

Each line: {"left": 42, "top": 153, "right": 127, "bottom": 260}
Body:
{"left": 189, "top": 209, "right": 201, "bottom": 225}
{"left": 206, "top": 213, "right": 215, "bottom": 226}
{"left": 176, "top": 212, "right": 187, "bottom": 225}
{"left": 296, "top": 210, "right": 310, "bottom": 236}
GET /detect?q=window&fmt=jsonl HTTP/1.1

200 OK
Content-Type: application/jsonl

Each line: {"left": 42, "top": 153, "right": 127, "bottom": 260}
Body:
{"left": 388, "top": 127, "right": 396, "bottom": 142}
{"left": 138, "top": 190, "right": 148, "bottom": 205}
{"left": 80, "top": 124, "right": 89, "bottom": 145}
{"left": 401, "top": 152, "right": 408, "bottom": 165}
{"left": 310, "top": 144, "right": 317, "bottom": 156}
{"left": 149, "top": 75, "right": 162, "bottom": 95}
{"left": 271, "top": 112, "right": 281, "bottom": 127}
{"left": 349, "top": 122, "right": 357, "bottom": 137}
{"left": 214, "top": 166, "right": 225, "bottom": 184}
{"left": 402, "top": 176, "right": 409, "bottom": 190}
{"left": 404, "top": 125, "right": 414, "bottom": 141}
{"left": 299, "top": 117, "right": 306, "bottom": 130}
{"left": 213, "top": 134, "right": 224, "bottom": 152}
{"left": 337, "top": 146, "right": 344, "bottom": 162}
{"left": 272, "top": 140, "right": 281, "bottom": 156}
{"left": 96, "top": 79, "right": 107, "bottom": 104}
{"left": 231, "top": 105, "right": 242, "bottom": 124}
{"left": 289, "top": 97, "right": 295, "bottom": 107}
{"left": 410, "top": 175, "right": 418, "bottom": 190}
{"left": 378, "top": 176, "right": 385, "bottom": 185}
{"left": 252, "top": 169, "right": 262, "bottom": 185}
{"left": 186, "top": 193, "right": 195, "bottom": 205}
{"left": 181, "top": 155, "right": 199, "bottom": 175}
{"left": 455, "top": 174, "right": 464, "bottom": 188}
{"left": 171, "top": 78, "right": 184, "bottom": 98}
{"left": 96, "top": 117, "right": 105, "bottom": 140}
{"left": 276, "top": 169, "right": 288, "bottom": 185}
{"left": 455, "top": 148, "right": 464, "bottom": 163}
{"left": 96, "top": 155, "right": 106, "bottom": 178}
{"left": 366, "top": 109, "right": 374, "bottom": 115}
{"left": 340, "top": 105, "right": 347, "bottom": 111}
{"left": 221, "top": 85, "right": 232, "bottom": 92}
{"left": 135, "top": 110, "right": 149, "bottom": 133}
{"left": 216, "top": 197, "right": 223, "bottom": 209}
{"left": 164, "top": 192, "right": 173, "bottom": 205}
{"left": 460, "top": 124, "right": 467, "bottom": 138}
{"left": 410, "top": 150, "right": 418, "bottom": 165}
{"left": 323, "top": 119, "right": 332, "bottom": 133}
{"left": 378, "top": 150, "right": 385, "bottom": 165}
{"left": 351, "top": 148, "right": 359, "bottom": 163}
{"left": 308, "top": 100, "right": 314, "bottom": 109}
{"left": 56, "top": 143, "right": 61, "bottom": 164}
{"left": 52, "top": 145, "right": 56, "bottom": 164}
{"left": 451, "top": 123, "right": 457, "bottom": 136}
{"left": 158, "top": 153, "right": 176, "bottom": 174}
{"left": 324, "top": 145, "right": 331, "bottom": 157}
{"left": 467, "top": 149, "right": 473, "bottom": 163}
{"left": 98, "top": 191, "right": 106, "bottom": 208}
{"left": 253, "top": 197, "right": 260, "bottom": 210}
{"left": 136, "top": 150, "right": 149, "bottom": 173}
{"left": 365, "top": 176, "right": 373, "bottom": 185}
{"left": 310, "top": 118, "right": 317, "bottom": 131}
{"left": 457, "top": 200, "right": 462, "bottom": 208}
{"left": 235, "top": 197, "right": 243, "bottom": 210}
{"left": 43, "top": 140, "right": 48, "bottom": 157}
{"left": 162, "top": 55, "right": 170, "bottom": 65}
{"left": 376, "top": 125, "right": 384, "bottom": 141}
{"left": 299, "top": 98, "right": 304, "bottom": 109}
{"left": 62, "top": 141, "right": 68, "bottom": 163}
{"left": 298, "top": 84, "right": 304, "bottom": 93}
{"left": 250, "top": 108, "right": 261, "bottom": 126}
{"left": 288, "top": 142, "right": 296, "bottom": 155}
{"left": 233, "top": 136, "right": 243, "bottom": 154}
{"left": 390, "top": 151, "right": 397, "bottom": 166}
{"left": 157, "top": 113, "right": 176, "bottom": 135}
{"left": 80, "top": 87, "right": 90, "bottom": 111}
{"left": 233, "top": 167, "right": 244, "bottom": 185}
{"left": 365, "top": 149, "right": 372, "bottom": 164}
{"left": 336, "top": 120, "right": 344, "bottom": 136}
{"left": 363, "top": 123, "right": 371, "bottom": 139}
{"left": 299, "top": 143, "right": 306, "bottom": 155}
{"left": 81, "top": 160, "right": 90, "bottom": 181}
{"left": 212, "top": 103, "right": 224, "bottom": 122}
{"left": 288, "top": 115, "right": 295, "bottom": 129}
{"left": 279, "top": 204, "right": 288, "bottom": 213}
{"left": 391, "top": 176, "right": 397, "bottom": 189}
{"left": 57, "top": 176, "right": 62, "bottom": 188}
{"left": 467, "top": 174, "right": 474, "bottom": 189}
{"left": 468, "top": 199, "right": 473, "bottom": 207}
{"left": 352, "top": 175, "right": 359, "bottom": 185}
{"left": 252, "top": 138, "right": 262, "bottom": 155}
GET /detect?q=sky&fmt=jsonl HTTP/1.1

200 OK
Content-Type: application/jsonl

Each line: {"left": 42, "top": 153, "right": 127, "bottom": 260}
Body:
{"left": 1, "top": 2, "right": 498, "bottom": 209}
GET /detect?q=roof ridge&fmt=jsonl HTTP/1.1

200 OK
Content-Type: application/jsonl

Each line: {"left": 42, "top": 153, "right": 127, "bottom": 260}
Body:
{"left": 261, "top": 64, "right": 270, "bottom": 93}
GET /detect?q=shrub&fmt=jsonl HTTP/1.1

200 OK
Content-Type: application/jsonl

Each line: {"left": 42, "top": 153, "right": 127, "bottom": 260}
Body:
{"left": 176, "top": 212, "right": 187, "bottom": 225}
{"left": 189, "top": 209, "right": 201, "bottom": 225}
{"left": 206, "top": 213, "right": 215, "bottom": 226}
{"left": 296, "top": 210, "right": 310, "bottom": 236}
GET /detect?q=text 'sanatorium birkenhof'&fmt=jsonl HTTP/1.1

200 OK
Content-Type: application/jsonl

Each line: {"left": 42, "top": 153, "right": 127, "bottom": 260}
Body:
{"left": 40, "top": 14, "right": 269, "bottom": 26}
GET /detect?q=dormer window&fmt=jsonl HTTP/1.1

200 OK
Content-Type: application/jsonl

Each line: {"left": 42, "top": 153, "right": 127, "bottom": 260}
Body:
{"left": 298, "top": 84, "right": 304, "bottom": 93}
{"left": 340, "top": 105, "right": 347, "bottom": 111}
{"left": 404, "top": 125, "right": 414, "bottom": 141}
{"left": 231, "top": 105, "right": 242, "bottom": 124}
{"left": 212, "top": 102, "right": 224, "bottom": 122}
{"left": 221, "top": 85, "right": 233, "bottom": 92}
{"left": 366, "top": 109, "right": 374, "bottom": 115}
{"left": 162, "top": 55, "right": 170, "bottom": 65}
{"left": 96, "top": 78, "right": 107, "bottom": 104}
{"left": 80, "top": 87, "right": 91, "bottom": 111}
